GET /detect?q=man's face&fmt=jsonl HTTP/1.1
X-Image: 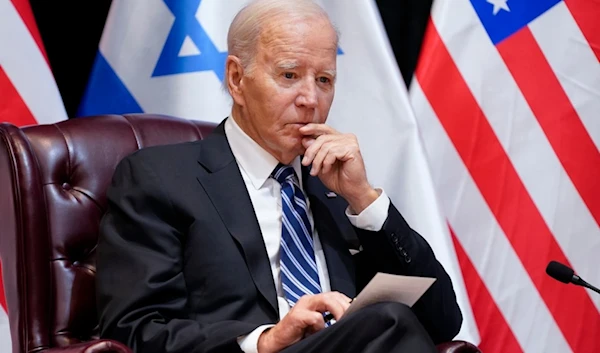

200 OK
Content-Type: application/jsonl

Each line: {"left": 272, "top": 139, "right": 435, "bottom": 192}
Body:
{"left": 237, "top": 17, "right": 338, "bottom": 163}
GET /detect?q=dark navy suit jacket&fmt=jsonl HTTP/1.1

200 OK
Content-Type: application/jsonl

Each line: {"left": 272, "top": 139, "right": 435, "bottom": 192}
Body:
{"left": 96, "top": 121, "right": 462, "bottom": 353}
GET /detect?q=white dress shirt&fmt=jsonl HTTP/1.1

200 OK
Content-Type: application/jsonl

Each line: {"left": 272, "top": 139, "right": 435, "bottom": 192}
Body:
{"left": 224, "top": 117, "right": 390, "bottom": 352}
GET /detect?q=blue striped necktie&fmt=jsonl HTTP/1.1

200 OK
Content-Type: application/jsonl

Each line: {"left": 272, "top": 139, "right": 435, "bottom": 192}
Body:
{"left": 272, "top": 163, "right": 322, "bottom": 307}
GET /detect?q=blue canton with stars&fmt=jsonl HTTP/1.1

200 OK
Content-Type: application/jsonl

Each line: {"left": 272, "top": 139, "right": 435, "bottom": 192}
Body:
{"left": 153, "top": 0, "right": 343, "bottom": 81}
{"left": 470, "top": 0, "right": 561, "bottom": 45}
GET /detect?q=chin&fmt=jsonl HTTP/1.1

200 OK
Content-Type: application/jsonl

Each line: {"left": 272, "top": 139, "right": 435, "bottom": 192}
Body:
{"left": 285, "top": 142, "right": 305, "bottom": 159}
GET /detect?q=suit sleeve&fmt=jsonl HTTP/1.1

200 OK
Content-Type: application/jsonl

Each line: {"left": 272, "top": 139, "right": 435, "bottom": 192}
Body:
{"left": 353, "top": 201, "right": 463, "bottom": 344}
{"left": 96, "top": 155, "right": 255, "bottom": 353}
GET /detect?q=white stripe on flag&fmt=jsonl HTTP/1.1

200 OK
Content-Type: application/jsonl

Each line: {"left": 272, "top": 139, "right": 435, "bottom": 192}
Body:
{"left": 0, "top": 0, "right": 67, "bottom": 124}
{"left": 431, "top": 0, "right": 600, "bottom": 312}
{"left": 0, "top": 307, "right": 10, "bottom": 352}
{"left": 411, "top": 80, "right": 572, "bottom": 353}
{"left": 530, "top": 2, "right": 600, "bottom": 150}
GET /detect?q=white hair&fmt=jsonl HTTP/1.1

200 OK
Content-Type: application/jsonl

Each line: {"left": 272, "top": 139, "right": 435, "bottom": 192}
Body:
{"left": 222, "top": 0, "right": 340, "bottom": 93}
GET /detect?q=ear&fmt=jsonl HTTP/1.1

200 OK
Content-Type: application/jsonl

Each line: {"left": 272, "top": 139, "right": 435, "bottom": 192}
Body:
{"left": 225, "top": 55, "right": 246, "bottom": 106}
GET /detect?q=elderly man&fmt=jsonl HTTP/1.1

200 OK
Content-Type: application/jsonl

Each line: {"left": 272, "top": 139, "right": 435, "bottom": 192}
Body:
{"left": 96, "top": 0, "right": 462, "bottom": 352}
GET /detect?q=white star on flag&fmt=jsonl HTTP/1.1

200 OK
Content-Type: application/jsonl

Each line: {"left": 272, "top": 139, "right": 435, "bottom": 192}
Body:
{"left": 486, "top": 0, "right": 510, "bottom": 15}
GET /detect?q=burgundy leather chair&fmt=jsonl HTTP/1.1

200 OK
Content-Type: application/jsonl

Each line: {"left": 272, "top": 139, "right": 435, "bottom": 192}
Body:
{"left": 0, "top": 114, "right": 481, "bottom": 353}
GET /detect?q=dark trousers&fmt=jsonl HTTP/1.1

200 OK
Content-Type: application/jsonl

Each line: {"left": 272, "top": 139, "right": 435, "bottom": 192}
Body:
{"left": 281, "top": 302, "right": 438, "bottom": 353}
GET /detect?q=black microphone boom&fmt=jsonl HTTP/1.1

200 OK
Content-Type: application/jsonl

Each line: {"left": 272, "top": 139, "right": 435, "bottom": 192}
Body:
{"left": 546, "top": 261, "right": 600, "bottom": 295}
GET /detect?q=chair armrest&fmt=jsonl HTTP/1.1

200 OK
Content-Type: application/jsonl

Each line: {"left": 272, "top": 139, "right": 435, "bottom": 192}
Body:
{"left": 43, "top": 339, "right": 132, "bottom": 353}
{"left": 437, "top": 340, "right": 481, "bottom": 353}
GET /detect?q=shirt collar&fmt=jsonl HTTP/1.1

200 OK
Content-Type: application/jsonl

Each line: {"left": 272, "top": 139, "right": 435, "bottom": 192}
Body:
{"left": 225, "top": 116, "right": 303, "bottom": 190}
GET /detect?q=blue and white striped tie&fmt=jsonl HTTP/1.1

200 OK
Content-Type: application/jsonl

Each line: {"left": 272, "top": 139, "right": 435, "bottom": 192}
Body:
{"left": 272, "top": 164, "right": 322, "bottom": 307}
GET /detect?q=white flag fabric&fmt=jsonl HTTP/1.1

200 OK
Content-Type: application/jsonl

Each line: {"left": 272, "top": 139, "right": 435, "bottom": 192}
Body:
{"left": 0, "top": 0, "right": 68, "bottom": 350}
{"left": 78, "top": 0, "right": 478, "bottom": 344}
{"left": 411, "top": 0, "right": 600, "bottom": 352}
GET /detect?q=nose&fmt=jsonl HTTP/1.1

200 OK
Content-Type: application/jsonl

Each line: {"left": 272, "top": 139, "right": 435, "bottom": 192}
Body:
{"left": 296, "top": 78, "right": 318, "bottom": 109}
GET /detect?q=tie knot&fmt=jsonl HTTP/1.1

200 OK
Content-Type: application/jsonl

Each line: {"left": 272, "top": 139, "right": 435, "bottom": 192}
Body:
{"left": 272, "top": 163, "right": 297, "bottom": 185}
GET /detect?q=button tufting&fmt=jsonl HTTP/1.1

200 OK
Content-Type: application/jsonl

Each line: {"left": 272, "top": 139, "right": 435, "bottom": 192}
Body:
{"left": 62, "top": 182, "right": 72, "bottom": 191}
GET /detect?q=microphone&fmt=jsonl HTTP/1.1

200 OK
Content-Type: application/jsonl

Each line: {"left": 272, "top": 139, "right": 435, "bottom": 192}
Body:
{"left": 546, "top": 261, "right": 600, "bottom": 295}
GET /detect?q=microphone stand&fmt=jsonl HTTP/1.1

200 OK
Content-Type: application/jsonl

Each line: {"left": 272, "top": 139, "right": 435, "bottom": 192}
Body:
{"left": 574, "top": 275, "right": 600, "bottom": 295}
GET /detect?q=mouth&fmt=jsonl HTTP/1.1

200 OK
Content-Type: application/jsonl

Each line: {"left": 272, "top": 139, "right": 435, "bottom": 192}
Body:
{"left": 288, "top": 122, "right": 308, "bottom": 128}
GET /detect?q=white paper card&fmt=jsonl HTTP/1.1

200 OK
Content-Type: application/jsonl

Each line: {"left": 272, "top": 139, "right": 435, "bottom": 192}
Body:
{"left": 344, "top": 272, "right": 436, "bottom": 317}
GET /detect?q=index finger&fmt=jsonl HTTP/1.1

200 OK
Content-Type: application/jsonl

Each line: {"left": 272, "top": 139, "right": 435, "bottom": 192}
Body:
{"left": 299, "top": 123, "right": 339, "bottom": 136}
{"left": 307, "top": 293, "right": 349, "bottom": 320}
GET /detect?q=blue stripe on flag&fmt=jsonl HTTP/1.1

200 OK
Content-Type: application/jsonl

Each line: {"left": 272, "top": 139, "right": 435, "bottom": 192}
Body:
{"left": 76, "top": 52, "right": 143, "bottom": 117}
{"left": 470, "top": 0, "right": 561, "bottom": 45}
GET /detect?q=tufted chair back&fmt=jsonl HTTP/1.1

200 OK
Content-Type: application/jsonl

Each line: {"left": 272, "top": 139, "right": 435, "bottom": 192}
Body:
{"left": 0, "top": 114, "right": 216, "bottom": 353}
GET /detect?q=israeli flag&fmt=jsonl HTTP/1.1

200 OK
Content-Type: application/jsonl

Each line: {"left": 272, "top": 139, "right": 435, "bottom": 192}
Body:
{"left": 79, "top": 0, "right": 478, "bottom": 343}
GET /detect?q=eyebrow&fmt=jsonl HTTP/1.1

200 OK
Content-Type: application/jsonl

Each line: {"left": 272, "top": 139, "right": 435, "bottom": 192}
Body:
{"left": 323, "top": 69, "right": 337, "bottom": 78}
{"left": 276, "top": 61, "right": 299, "bottom": 70}
{"left": 276, "top": 61, "right": 336, "bottom": 78}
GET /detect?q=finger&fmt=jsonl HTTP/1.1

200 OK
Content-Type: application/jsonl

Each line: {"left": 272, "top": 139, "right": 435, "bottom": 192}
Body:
{"left": 285, "top": 299, "right": 326, "bottom": 328}
{"left": 302, "top": 137, "right": 316, "bottom": 149}
{"left": 309, "top": 142, "right": 332, "bottom": 176}
{"left": 318, "top": 142, "right": 357, "bottom": 173}
{"left": 328, "top": 291, "right": 352, "bottom": 314}
{"left": 304, "top": 311, "right": 326, "bottom": 334}
{"left": 308, "top": 293, "right": 346, "bottom": 320}
{"left": 302, "top": 135, "right": 332, "bottom": 166}
{"left": 322, "top": 292, "right": 353, "bottom": 321}
{"left": 334, "top": 295, "right": 352, "bottom": 317}
{"left": 295, "top": 293, "right": 350, "bottom": 320}
{"left": 331, "top": 291, "right": 353, "bottom": 303}
{"left": 299, "top": 123, "right": 338, "bottom": 137}
{"left": 321, "top": 150, "right": 338, "bottom": 174}
{"left": 325, "top": 296, "right": 346, "bottom": 320}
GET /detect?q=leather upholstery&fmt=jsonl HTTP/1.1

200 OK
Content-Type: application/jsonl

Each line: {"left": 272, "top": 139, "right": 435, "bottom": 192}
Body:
{"left": 43, "top": 340, "right": 132, "bottom": 353}
{"left": 0, "top": 114, "right": 213, "bottom": 353}
{"left": 0, "top": 113, "right": 480, "bottom": 353}
{"left": 436, "top": 341, "right": 482, "bottom": 353}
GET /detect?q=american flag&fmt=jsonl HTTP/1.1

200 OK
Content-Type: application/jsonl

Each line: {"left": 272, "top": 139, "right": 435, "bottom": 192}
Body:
{"left": 0, "top": 0, "right": 67, "bottom": 350}
{"left": 410, "top": 0, "right": 600, "bottom": 352}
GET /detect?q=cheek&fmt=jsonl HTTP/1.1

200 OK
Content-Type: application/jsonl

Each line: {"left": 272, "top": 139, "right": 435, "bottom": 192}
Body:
{"left": 269, "top": 97, "right": 299, "bottom": 122}
{"left": 317, "top": 95, "right": 334, "bottom": 118}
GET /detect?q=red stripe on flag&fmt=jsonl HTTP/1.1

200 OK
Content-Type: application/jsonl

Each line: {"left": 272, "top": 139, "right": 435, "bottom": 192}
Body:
{"left": 415, "top": 20, "right": 600, "bottom": 353}
{"left": 449, "top": 227, "right": 523, "bottom": 353}
{"left": 0, "top": 261, "right": 6, "bottom": 313}
{"left": 498, "top": 28, "right": 600, "bottom": 229}
{"left": 0, "top": 67, "right": 37, "bottom": 126}
{"left": 9, "top": 0, "right": 49, "bottom": 65}
{"left": 564, "top": 0, "right": 600, "bottom": 61}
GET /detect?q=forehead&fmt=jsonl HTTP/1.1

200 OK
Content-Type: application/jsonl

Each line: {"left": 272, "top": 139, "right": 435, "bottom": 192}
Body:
{"left": 257, "top": 17, "right": 338, "bottom": 64}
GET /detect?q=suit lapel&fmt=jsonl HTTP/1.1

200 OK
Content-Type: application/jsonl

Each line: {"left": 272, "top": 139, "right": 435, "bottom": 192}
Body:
{"left": 195, "top": 122, "right": 278, "bottom": 317}
{"left": 303, "top": 170, "right": 356, "bottom": 299}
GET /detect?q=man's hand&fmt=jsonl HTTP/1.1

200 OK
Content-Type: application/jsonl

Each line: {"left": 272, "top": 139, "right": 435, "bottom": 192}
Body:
{"left": 257, "top": 292, "right": 352, "bottom": 353}
{"left": 299, "top": 124, "right": 379, "bottom": 214}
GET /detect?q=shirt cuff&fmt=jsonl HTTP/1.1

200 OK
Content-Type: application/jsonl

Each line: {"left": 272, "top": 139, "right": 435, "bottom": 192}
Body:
{"left": 237, "top": 324, "right": 275, "bottom": 353}
{"left": 346, "top": 188, "right": 390, "bottom": 231}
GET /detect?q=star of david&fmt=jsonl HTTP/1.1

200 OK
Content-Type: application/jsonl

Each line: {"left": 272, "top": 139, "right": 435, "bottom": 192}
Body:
{"left": 153, "top": 0, "right": 343, "bottom": 82}
{"left": 152, "top": 0, "right": 228, "bottom": 80}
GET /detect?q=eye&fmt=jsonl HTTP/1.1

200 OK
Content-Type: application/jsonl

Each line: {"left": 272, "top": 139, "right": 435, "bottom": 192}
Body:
{"left": 318, "top": 76, "right": 331, "bottom": 84}
{"left": 284, "top": 72, "right": 296, "bottom": 79}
